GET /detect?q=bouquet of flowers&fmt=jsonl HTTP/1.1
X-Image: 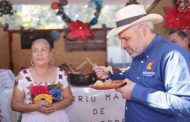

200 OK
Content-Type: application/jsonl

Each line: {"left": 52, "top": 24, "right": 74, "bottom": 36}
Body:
{"left": 30, "top": 83, "right": 62, "bottom": 104}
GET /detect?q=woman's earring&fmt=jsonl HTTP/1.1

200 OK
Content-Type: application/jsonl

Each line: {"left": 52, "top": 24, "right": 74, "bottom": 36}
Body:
{"left": 50, "top": 58, "right": 54, "bottom": 65}
{"left": 31, "top": 60, "right": 34, "bottom": 66}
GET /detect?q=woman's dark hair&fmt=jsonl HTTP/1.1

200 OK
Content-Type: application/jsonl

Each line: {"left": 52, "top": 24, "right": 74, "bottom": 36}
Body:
{"left": 168, "top": 30, "right": 190, "bottom": 48}
{"left": 168, "top": 30, "right": 187, "bottom": 39}
{"left": 31, "top": 35, "right": 53, "bottom": 49}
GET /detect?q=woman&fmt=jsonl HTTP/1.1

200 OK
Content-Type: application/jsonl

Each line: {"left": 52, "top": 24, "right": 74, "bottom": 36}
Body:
{"left": 11, "top": 38, "right": 73, "bottom": 122}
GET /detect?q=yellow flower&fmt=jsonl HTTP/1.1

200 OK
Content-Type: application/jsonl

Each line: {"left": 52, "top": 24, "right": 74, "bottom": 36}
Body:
{"left": 33, "top": 94, "right": 53, "bottom": 104}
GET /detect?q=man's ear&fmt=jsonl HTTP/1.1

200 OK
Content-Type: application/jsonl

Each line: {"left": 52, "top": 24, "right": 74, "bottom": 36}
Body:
{"left": 139, "top": 23, "right": 148, "bottom": 37}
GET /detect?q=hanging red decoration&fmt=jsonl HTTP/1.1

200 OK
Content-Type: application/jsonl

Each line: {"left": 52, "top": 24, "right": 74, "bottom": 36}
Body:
{"left": 163, "top": 7, "right": 190, "bottom": 30}
{"left": 65, "top": 21, "right": 94, "bottom": 41}
{"left": 163, "top": 0, "right": 190, "bottom": 30}
{"left": 51, "top": 2, "right": 60, "bottom": 10}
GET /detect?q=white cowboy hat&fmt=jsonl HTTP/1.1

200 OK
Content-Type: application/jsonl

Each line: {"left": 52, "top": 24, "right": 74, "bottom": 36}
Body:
{"left": 107, "top": 4, "right": 163, "bottom": 38}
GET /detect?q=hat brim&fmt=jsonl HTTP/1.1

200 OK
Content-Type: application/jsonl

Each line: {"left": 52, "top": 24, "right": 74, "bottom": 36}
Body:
{"left": 106, "top": 14, "right": 163, "bottom": 38}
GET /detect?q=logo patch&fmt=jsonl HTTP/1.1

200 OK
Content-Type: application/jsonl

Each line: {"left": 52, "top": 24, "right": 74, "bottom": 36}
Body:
{"left": 147, "top": 60, "right": 155, "bottom": 71}
{"left": 142, "top": 71, "right": 155, "bottom": 77}
{"left": 143, "top": 60, "right": 156, "bottom": 77}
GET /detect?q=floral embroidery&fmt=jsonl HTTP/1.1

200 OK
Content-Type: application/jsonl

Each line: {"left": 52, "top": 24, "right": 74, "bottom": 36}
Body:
{"left": 30, "top": 83, "right": 62, "bottom": 104}
{"left": 59, "top": 67, "right": 63, "bottom": 71}
{"left": 31, "top": 86, "right": 49, "bottom": 96}
{"left": 50, "top": 89, "right": 61, "bottom": 101}
{"left": 33, "top": 94, "right": 53, "bottom": 104}
{"left": 14, "top": 80, "right": 18, "bottom": 87}
{"left": 59, "top": 74, "right": 62, "bottom": 79}
{"left": 26, "top": 77, "right": 32, "bottom": 82}
{"left": 23, "top": 69, "right": 27, "bottom": 74}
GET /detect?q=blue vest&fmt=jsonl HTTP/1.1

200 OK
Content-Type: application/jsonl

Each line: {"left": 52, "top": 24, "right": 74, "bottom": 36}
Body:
{"left": 110, "top": 35, "right": 190, "bottom": 122}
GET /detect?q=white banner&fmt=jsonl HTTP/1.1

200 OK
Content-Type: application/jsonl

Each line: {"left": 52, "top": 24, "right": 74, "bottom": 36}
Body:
{"left": 67, "top": 85, "right": 126, "bottom": 122}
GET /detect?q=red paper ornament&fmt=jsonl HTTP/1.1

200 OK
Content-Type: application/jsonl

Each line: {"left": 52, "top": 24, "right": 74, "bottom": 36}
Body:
{"left": 51, "top": 2, "right": 59, "bottom": 10}
{"left": 163, "top": 7, "right": 190, "bottom": 30}
{"left": 66, "top": 21, "right": 94, "bottom": 41}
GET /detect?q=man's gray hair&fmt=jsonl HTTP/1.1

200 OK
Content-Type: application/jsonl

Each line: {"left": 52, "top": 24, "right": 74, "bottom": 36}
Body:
{"left": 132, "top": 21, "right": 154, "bottom": 32}
{"left": 143, "top": 21, "right": 154, "bottom": 32}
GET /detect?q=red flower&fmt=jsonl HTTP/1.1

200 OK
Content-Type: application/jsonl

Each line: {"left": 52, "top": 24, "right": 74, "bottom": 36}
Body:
{"left": 26, "top": 77, "right": 32, "bottom": 82}
{"left": 31, "top": 86, "right": 49, "bottom": 96}
{"left": 163, "top": 7, "right": 190, "bottom": 30}
{"left": 66, "top": 21, "right": 94, "bottom": 41}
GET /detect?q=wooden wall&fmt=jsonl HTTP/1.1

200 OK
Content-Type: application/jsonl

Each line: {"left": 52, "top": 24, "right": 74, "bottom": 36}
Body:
{"left": 0, "top": 27, "right": 10, "bottom": 69}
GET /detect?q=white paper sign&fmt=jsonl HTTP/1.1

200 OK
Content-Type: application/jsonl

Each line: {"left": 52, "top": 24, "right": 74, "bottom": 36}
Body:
{"left": 67, "top": 85, "right": 126, "bottom": 122}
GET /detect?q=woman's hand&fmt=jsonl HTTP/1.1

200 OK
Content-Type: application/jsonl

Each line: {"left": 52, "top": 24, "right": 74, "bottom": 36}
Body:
{"left": 37, "top": 100, "right": 56, "bottom": 114}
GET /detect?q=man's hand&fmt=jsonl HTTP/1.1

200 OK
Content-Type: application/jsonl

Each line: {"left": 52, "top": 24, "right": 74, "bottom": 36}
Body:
{"left": 92, "top": 65, "right": 109, "bottom": 79}
{"left": 116, "top": 78, "right": 136, "bottom": 100}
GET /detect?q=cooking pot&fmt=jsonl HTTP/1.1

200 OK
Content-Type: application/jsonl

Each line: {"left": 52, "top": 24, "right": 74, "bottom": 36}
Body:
{"left": 69, "top": 72, "right": 96, "bottom": 86}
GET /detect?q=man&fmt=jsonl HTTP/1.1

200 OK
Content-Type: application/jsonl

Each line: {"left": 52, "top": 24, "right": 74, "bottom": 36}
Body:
{"left": 93, "top": 4, "right": 190, "bottom": 122}
{"left": 168, "top": 30, "right": 190, "bottom": 52}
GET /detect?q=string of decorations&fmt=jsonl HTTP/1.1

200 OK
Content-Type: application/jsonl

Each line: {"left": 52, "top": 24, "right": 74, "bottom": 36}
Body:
{"left": 51, "top": 0, "right": 103, "bottom": 41}
{"left": 0, "top": 0, "right": 14, "bottom": 17}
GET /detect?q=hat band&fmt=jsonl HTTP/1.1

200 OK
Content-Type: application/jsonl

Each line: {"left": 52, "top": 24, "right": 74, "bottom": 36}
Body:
{"left": 116, "top": 14, "right": 146, "bottom": 27}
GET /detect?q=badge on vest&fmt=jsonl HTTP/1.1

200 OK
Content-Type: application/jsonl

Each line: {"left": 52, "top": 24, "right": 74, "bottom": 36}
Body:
{"left": 143, "top": 60, "right": 156, "bottom": 77}
{"left": 147, "top": 60, "right": 155, "bottom": 70}
{"left": 142, "top": 71, "right": 155, "bottom": 77}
